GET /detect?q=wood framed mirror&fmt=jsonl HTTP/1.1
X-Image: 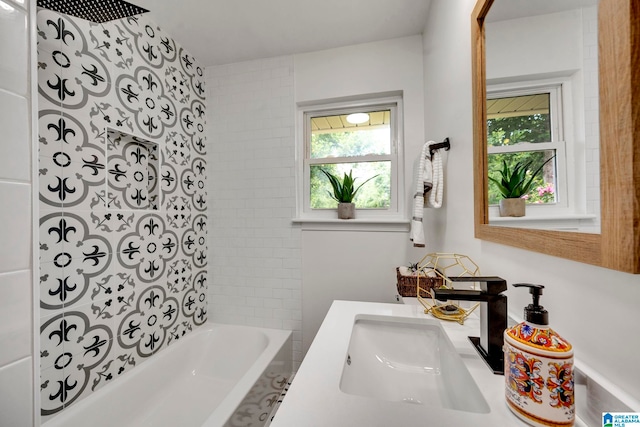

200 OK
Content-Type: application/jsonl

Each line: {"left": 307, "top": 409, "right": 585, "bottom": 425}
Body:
{"left": 472, "top": 0, "right": 640, "bottom": 273}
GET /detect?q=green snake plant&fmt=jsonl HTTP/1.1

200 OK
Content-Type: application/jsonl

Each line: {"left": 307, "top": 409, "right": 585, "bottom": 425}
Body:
{"left": 489, "top": 156, "right": 555, "bottom": 199}
{"left": 320, "top": 169, "right": 378, "bottom": 203}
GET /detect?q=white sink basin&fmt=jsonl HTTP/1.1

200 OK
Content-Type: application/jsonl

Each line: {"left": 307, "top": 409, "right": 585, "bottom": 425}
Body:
{"left": 339, "top": 314, "right": 490, "bottom": 413}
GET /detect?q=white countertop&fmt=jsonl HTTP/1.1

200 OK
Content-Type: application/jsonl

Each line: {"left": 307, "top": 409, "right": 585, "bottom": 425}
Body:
{"left": 271, "top": 300, "right": 588, "bottom": 427}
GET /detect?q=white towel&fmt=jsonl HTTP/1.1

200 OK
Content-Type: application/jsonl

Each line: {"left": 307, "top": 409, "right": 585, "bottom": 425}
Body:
{"left": 427, "top": 147, "right": 444, "bottom": 208}
{"left": 410, "top": 141, "right": 445, "bottom": 247}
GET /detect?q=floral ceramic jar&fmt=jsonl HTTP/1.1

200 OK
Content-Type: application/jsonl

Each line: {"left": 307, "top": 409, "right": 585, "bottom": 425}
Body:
{"left": 504, "top": 312, "right": 574, "bottom": 426}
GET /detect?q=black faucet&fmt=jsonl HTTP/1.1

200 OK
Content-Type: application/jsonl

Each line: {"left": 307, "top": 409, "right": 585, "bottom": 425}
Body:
{"left": 433, "top": 276, "right": 507, "bottom": 375}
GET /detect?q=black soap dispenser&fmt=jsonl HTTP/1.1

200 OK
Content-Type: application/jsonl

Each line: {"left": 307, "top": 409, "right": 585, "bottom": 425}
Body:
{"left": 504, "top": 284, "right": 575, "bottom": 427}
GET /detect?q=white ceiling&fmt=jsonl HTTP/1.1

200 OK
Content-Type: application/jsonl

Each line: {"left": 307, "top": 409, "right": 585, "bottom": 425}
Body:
{"left": 133, "top": 0, "right": 433, "bottom": 67}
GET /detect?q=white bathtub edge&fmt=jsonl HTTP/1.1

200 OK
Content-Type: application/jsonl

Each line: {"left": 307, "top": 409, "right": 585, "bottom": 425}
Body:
{"left": 203, "top": 323, "right": 293, "bottom": 426}
{"left": 41, "top": 322, "right": 293, "bottom": 427}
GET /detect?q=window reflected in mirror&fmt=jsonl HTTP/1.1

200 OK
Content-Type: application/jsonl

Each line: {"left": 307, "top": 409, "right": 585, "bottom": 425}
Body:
{"left": 487, "top": 91, "right": 558, "bottom": 206}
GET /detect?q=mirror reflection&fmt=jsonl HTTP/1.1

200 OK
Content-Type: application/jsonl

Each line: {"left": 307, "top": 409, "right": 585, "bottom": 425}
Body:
{"left": 484, "top": 0, "right": 600, "bottom": 233}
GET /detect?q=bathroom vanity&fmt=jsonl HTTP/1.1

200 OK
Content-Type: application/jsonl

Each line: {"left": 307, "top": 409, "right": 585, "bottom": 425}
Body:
{"left": 271, "top": 300, "right": 589, "bottom": 427}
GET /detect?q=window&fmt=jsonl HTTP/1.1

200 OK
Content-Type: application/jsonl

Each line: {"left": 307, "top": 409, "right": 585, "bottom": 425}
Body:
{"left": 297, "top": 96, "right": 404, "bottom": 221}
{"left": 487, "top": 83, "right": 568, "bottom": 212}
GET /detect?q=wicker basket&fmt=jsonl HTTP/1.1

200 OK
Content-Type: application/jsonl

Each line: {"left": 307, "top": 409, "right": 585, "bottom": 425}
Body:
{"left": 396, "top": 267, "right": 443, "bottom": 297}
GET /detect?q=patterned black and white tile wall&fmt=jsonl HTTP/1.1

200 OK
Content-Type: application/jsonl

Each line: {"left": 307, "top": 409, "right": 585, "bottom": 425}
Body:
{"left": 37, "top": 8, "right": 207, "bottom": 419}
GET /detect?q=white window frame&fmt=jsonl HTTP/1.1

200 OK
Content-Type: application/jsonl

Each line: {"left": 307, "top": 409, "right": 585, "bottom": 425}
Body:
{"left": 487, "top": 79, "right": 583, "bottom": 220}
{"left": 294, "top": 95, "right": 406, "bottom": 224}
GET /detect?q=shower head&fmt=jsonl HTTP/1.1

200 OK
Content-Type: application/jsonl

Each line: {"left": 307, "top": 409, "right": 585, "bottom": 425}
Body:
{"left": 37, "top": 0, "right": 149, "bottom": 23}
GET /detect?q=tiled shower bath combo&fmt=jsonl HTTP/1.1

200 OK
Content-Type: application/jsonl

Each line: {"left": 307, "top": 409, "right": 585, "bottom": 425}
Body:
{"left": 37, "top": 7, "right": 209, "bottom": 419}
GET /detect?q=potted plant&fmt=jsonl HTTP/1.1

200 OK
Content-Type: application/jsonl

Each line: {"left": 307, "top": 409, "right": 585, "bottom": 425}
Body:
{"left": 320, "top": 169, "right": 378, "bottom": 219}
{"left": 489, "top": 156, "right": 554, "bottom": 217}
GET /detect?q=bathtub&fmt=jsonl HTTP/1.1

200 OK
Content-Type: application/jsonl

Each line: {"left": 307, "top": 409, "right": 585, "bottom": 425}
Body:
{"left": 42, "top": 323, "right": 292, "bottom": 427}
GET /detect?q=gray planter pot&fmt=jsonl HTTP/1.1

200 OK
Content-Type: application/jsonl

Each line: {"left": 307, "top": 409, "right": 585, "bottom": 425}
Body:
{"left": 499, "top": 198, "right": 525, "bottom": 217}
{"left": 337, "top": 202, "right": 355, "bottom": 219}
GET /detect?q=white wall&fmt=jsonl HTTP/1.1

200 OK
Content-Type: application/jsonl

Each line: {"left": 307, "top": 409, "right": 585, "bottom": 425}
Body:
{"left": 423, "top": 0, "right": 640, "bottom": 405}
{"left": 206, "top": 56, "right": 303, "bottom": 365}
{"left": 294, "top": 36, "right": 436, "bottom": 355}
{"left": 486, "top": 10, "right": 583, "bottom": 80}
{"left": 0, "top": 0, "right": 36, "bottom": 425}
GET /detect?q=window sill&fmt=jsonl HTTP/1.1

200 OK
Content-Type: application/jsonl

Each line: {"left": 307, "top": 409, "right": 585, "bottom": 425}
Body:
{"left": 489, "top": 213, "right": 599, "bottom": 232}
{"left": 291, "top": 217, "right": 410, "bottom": 232}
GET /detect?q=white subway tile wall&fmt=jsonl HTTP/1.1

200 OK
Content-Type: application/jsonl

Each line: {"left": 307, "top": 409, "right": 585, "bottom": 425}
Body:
{"left": 0, "top": 0, "right": 29, "bottom": 96}
{"left": 0, "top": 183, "right": 31, "bottom": 273}
{"left": 0, "top": 271, "right": 32, "bottom": 366}
{"left": 0, "top": 358, "right": 34, "bottom": 427}
{"left": 206, "top": 56, "right": 303, "bottom": 367}
{"left": 582, "top": 5, "right": 600, "bottom": 226}
{"left": 0, "top": 90, "right": 31, "bottom": 182}
{"left": 0, "top": 0, "right": 34, "bottom": 424}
